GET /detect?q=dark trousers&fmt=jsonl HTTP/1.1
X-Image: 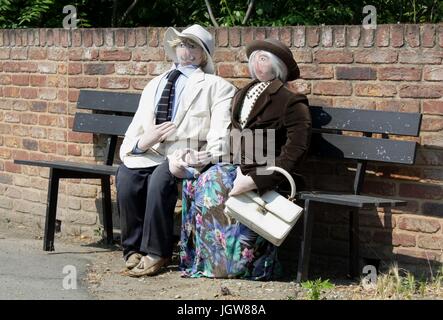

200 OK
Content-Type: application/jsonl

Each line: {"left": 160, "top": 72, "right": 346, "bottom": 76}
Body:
{"left": 116, "top": 160, "right": 178, "bottom": 260}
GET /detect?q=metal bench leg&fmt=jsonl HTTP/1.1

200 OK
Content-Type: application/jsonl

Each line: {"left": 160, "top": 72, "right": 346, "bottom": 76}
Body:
{"left": 43, "top": 168, "right": 60, "bottom": 251}
{"left": 349, "top": 209, "right": 360, "bottom": 278}
{"left": 101, "top": 177, "right": 113, "bottom": 245}
{"left": 296, "top": 200, "right": 314, "bottom": 282}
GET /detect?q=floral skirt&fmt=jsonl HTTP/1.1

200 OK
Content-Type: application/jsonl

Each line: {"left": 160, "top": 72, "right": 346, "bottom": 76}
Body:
{"left": 179, "top": 163, "right": 281, "bottom": 280}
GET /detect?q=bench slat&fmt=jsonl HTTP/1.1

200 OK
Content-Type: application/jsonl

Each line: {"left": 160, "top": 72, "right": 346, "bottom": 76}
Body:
{"left": 310, "top": 106, "right": 422, "bottom": 136}
{"left": 14, "top": 159, "right": 119, "bottom": 175}
{"left": 77, "top": 90, "right": 140, "bottom": 114}
{"left": 310, "top": 132, "right": 417, "bottom": 164}
{"left": 299, "top": 191, "right": 407, "bottom": 208}
{"left": 73, "top": 113, "right": 133, "bottom": 136}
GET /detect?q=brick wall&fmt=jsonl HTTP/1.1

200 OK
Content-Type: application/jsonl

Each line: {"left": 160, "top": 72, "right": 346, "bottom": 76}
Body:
{"left": 0, "top": 25, "right": 442, "bottom": 276}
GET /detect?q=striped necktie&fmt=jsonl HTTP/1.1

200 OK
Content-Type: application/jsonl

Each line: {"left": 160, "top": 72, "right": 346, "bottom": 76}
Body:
{"left": 155, "top": 69, "right": 182, "bottom": 124}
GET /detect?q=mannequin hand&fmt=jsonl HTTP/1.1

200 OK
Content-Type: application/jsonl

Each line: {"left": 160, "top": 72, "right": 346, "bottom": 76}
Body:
{"left": 229, "top": 167, "right": 257, "bottom": 196}
{"left": 184, "top": 149, "right": 213, "bottom": 167}
{"left": 168, "top": 149, "right": 200, "bottom": 179}
{"left": 138, "top": 122, "right": 176, "bottom": 151}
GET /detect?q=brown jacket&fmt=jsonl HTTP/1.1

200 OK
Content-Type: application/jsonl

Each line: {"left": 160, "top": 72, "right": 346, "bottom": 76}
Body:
{"left": 230, "top": 79, "right": 312, "bottom": 195}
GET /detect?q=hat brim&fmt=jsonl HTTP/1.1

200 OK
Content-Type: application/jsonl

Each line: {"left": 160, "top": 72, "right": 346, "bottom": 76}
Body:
{"left": 164, "top": 27, "right": 215, "bottom": 75}
{"left": 246, "top": 40, "right": 300, "bottom": 81}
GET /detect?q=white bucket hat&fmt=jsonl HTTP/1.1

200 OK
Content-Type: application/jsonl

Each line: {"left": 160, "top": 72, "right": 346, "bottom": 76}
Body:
{"left": 163, "top": 24, "right": 215, "bottom": 74}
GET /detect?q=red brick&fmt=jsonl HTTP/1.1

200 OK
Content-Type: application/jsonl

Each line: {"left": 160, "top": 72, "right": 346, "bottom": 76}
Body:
{"left": 391, "top": 25, "right": 404, "bottom": 47}
{"left": 417, "top": 235, "right": 443, "bottom": 250}
{"left": 100, "top": 77, "right": 130, "bottom": 89}
{"left": 28, "top": 47, "right": 47, "bottom": 60}
{"left": 216, "top": 28, "right": 228, "bottom": 47}
{"left": 355, "top": 83, "right": 396, "bottom": 97}
{"left": 255, "top": 27, "right": 266, "bottom": 41}
{"left": 213, "top": 49, "right": 236, "bottom": 63}
{"left": 68, "top": 132, "right": 93, "bottom": 143}
{"left": 398, "top": 216, "right": 441, "bottom": 233}
{"left": 423, "top": 101, "right": 443, "bottom": 115}
{"left": 421, "top": 25, "right": 436, "bottom": 47}
{"left": 399, "top": 183, "right": 442, "bottom": 200}
{"left": 405, "top": 25, "right": 420, "bottom": 48}
{"left": 131, "top": 78, "right": 150, "bottom": 90}
{"left": 346, "top": 26, "right": 361, "bottom": 47}
{"left": 11, "top": 74, "right": 29, "bottom": 86}
{"left": 392, "top": 233, "right": 416, "bottom": 247}
{"left": 20, "top": 88, "right": 38, "bottom": 99}
{"left": 82, "top": 29, "right": 93, "bottom": 47}
{"left": 22, "top": 139, "right": 38, "bottom": 151}
{"left": 279, "top": 28, "right": 292, "bottom": 47}
{"left": 399, "top": 49, "right": 442, "bottom": 64}
{"left": 93, "top": 29, "right": 103, "bottom": 47}
{"left": 68, "top": 77, "right": 98, "bottom": 89}
{"left": 132, "top": 48, "right": 164, "bottom": 62}
{"left": 126, "top": 29, "right": 136, "bottom": 47}
{"left": 30, "top": 101, "right": 47, "bottom": 112}
{"left": 39, "top": 140, "right": 56, "bottom": 153}
{"left": 376, "top": 100, "right": 420, "bottom": 113}
{"left": 361, "top": 28, "right": 375, "bottom": 47}
{"left": 68, "top": 63, "right": 82, "bottom": 75}
{"left": 68, "top": 144, "right": 81, "bottom": 156}
{"left": 334, "top": 97, "right": 375, "bottom": 110}
{"left": 5, "top": 161, "right": 22, "bottom": 173}
{"left": 84, "top": 63, "right": 114, "bottom": 75}
{"left": 306, "top": 27, "right": 320, "bottom": 47}
{"left": 148, "top": 28, "right": 159, "bottom": 47}
{"left": 115, "top": 29, "right": 125, "bottom": 47}
{"left": 423, "top": 66, "right": 443, "bottom": 81}
{"left": 229, "top": 28, "right": 241, "bottom": 47}
{"left": 0, "top": 48, "right": 11, "bottom": 60}
{"left": 333, "top": 26, "right": 346, "bottom": 47}
{"left": 11, "top": 48, "right": 27, "bottom": 60}
{"left": 354, "top": 49, "right": 397, "bottom": 64}
{"left": 241, "top": 27, "right": 253, "bottom": 45}
{"left": 293, "top": 26, "right": 305, "bottom": 48}
{"left": 421, "top": 115, "right": 443, "bottom": 131}
{"left": 299, "top": 65, "right": 333, "bottom": 79}
{"left": 378, "top": 66, "right": 421, "bottom": 81}
{"left": 321, "top": 26, "right": 333, "bottom": 47}
{"left": 336, "top": 66, "right": 376, "bottom": 80}
{"left": 99, "top": 49, "right": 131, "bottom": 61}
{"left": 217, "top": 63, "right": 235, "bottom": 78}
{"left": 135, "top": 28, "right": 147, "bottom": 46}
{"left": 287, "top": 82, "right": 311, "bottom": 95}
{"left": 399, "top": 84, "right": 443, "bottom": 98}
{"left": 313, "top": 82, "right": 352, "bottom": 96}
{"left": 30, "top": 75, "right": 47, "bottom": 86}
{"left": 314, "top": 50, "right": 353, "bottom": 63}
{"left": 375, "top": 25, "right": 390, "bottom": 47}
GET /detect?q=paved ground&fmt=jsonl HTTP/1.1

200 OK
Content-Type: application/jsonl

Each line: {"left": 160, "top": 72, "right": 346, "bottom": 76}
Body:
{"left": 0, "top": 223, "right": 109, "bottom": 300}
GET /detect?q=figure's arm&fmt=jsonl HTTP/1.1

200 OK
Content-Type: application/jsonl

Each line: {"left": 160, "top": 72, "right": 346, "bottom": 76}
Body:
{"left": 249, "top": 99, "right": 312, "bottom": 195}
{"left": 204, "top": 79, "right": 237, "bottom": 161}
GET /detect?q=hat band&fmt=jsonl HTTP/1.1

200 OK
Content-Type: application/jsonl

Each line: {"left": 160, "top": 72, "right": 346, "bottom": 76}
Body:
{"left": 182, "top": 32, "right": 210, "bottom": 54}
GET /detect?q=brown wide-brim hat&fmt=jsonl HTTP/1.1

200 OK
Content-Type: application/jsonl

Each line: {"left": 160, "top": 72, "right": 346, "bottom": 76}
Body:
{"left": 246, "top": 39, "right": 300, "bottom": 81}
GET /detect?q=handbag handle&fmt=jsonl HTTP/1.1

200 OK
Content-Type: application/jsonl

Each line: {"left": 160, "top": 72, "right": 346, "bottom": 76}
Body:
{"left": 263, "top": 166, "right": 297, "bottom": 199}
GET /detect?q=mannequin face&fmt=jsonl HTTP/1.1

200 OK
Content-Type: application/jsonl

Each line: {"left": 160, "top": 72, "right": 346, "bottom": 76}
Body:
{"left": 175, "top": 39, "right": 204, "bottom": 67}
{"left": 253, "top": 51, "right": 275, "bottom": 82}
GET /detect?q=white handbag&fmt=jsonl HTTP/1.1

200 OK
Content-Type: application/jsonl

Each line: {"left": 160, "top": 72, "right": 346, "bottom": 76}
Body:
{"left": 224, "top": 166, "right": 303, "bottom": 246}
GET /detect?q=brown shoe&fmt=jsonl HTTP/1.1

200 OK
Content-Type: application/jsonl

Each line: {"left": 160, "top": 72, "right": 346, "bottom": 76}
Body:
{"left": 127, "top": 255, "right": 170, "bottom": 277}
{"left": 125, "top": 253, "right": 143, "bottom": 270}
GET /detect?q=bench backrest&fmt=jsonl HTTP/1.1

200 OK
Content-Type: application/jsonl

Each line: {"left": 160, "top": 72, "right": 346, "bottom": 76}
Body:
{"left": 308, "top": 106, "right": 422, "bottom": 194}
{"left": 74, "top": 90, "right": 141, "bottom": 165}
{"left": 74, "top": 90, "right": 423, "bottom": 195}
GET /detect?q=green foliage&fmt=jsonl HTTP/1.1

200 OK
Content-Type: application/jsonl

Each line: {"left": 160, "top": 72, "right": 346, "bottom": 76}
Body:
{"left": 0, "top": 0, "right": 441, "bottom": 28}
{"left": 301, "top": 278, "right": 334, "bottom": 300}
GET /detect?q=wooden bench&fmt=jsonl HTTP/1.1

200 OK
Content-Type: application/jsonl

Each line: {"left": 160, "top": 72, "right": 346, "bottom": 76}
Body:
{"left": 15, "top": 90, "right": 140, "bottom": 251}
{"left": 295, "top": 106, "right": 422, "bottom": 282}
